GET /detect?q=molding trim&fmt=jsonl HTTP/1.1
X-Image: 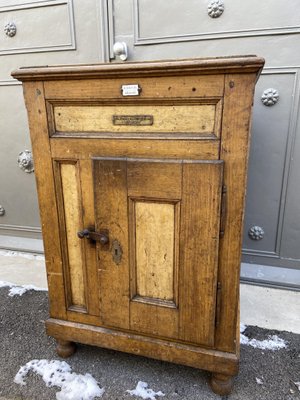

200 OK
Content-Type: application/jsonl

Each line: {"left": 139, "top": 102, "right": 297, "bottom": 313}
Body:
{"left": 241, "top": 262, "right": 300, "bottom": 291}
{"left": 0, "top": 224, "right": 41, "bottom": 234}
{"left": 0, "top": 79, "right": 21, "bottom": 86}
{"left": 242, "top": 249, "right": 278, "bottom": 258}
{"left": 0, "top": 0, "right": 76, "bottom": 56}
{"left": 98, "top": 0, "right": 111, "bottom": 62}
{"left": 107, "top": 0, "right": 115, "bottom": 60}
{"left": 0, "top": 234, "right": 43, "bottom": 254}
{"left": 133, "top": 0, "right": 300, "bottom": 45}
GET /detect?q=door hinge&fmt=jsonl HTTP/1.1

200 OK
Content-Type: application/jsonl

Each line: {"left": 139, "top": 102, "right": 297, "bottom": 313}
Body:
{"left": 220, "top": 184, "right": 227, "bottom": 238}
{"left": 215, "top": 281, "right": 222, "bottom": 328}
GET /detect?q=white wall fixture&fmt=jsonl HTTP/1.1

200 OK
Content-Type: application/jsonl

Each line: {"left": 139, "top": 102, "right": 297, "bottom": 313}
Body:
{"left": 113, "top": 41, "right": 128, "bottom": 61}
{"left": 18, "top": 151, "right": 34, "bottom": 173}
{"left": 248, "top": 226, "right": 265, "bottom": 241}
{"left": 4, "top": 22, "right": 16, "bottom": 37}
{"left": 207, "top": 0, "right": 224, "bottom": 18}
{"left": 261, "top": 88, "right": 279, "bottom": 106}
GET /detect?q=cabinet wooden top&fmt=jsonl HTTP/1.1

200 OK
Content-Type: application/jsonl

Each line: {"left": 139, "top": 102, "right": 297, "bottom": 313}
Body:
{"left": 12, "top": 56, "right": 264, "bottom": 82}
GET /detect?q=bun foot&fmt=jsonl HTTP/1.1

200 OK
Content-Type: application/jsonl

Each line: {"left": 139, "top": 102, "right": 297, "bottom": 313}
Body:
{"left": 210, "top": 373, "right": 233, "bottom": 396}
{"left": 56, "top": 339, "right": 76, "bottom": 358}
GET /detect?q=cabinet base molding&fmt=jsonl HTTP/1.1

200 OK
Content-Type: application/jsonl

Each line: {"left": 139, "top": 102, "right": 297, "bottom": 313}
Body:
{"left": 46, "top": 318, "right": 239, "bottom": 377}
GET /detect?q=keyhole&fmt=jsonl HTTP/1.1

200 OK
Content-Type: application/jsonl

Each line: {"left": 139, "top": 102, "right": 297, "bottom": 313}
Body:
{"left": 112, "top": 239, "right": 122, "bottom": 265}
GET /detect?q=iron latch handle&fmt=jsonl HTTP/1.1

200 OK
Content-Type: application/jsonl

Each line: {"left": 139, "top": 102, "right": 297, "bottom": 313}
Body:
{"left": 77, "top": 228, "right": 109, "bottom": 245}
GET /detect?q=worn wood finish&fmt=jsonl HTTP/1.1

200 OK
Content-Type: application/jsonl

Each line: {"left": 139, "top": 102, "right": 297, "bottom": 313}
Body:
{"left": 127, "top": 160, "right": 181, "bottom": 339}
{"left": 215, "top": 74, "right": 257, "bottom": 352}
{"left": 46, "top": 318, "right": 239, "bottom": 375}
{"left": 56, "top": 339, "right": 76, "bottom": 358}
{"left": 50, "top": 138, "right": 220, "bottom": 160}
{"left": 79, "top": 159, "right": 99, "bottom": 317}
{"left": 93, "top": 159, "right": 130, "bottom": 330}
{"left": 15, "top": 57, "right": 264, "bottom": 395}
{"left": 12, "top": 56, "right": 264, "bottom": 81}
{"left": 135, "top": 201, "right": 175, "bottom": 301}
{"left": 43, "top": 75, "right": 224, "bottom": 102}
{"left": 22, "top": 82, "right": 67, "bottom": 320}
{"left": 210, "top": 373, "right": 234, "bottom": 396}
{"left": 179, "top": 161, "right": 223, "bottom": 346}
{"left": 53, "top": 103, "right": 217, "bottom": 136}
{"left": 60, "top": 162, "right": 86, "bottom": 308}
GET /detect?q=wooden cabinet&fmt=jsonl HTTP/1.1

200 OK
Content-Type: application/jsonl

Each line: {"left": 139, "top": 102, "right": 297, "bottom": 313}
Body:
{"left": 12, "top": 56, "right": 264, "bottom": 395}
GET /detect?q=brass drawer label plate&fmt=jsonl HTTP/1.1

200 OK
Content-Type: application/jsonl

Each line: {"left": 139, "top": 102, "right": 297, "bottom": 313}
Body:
{"left": 113, "top": 115, "right": 153, "bottom": 126}
{"left": 121, "top": 84, "right": 141, "bottom": 96}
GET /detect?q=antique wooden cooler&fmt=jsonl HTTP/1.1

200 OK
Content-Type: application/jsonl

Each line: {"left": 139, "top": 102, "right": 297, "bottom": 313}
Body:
{"left": 12, "top": 56, "right": 264, "bottom": 395}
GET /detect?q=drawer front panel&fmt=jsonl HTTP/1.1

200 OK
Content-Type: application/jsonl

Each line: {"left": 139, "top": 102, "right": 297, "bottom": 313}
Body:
{"left": 50, "top": 138, "right": 220, "bottom": 160}
{"left": 52, "top": 101, "right": 222, "bottom": 139}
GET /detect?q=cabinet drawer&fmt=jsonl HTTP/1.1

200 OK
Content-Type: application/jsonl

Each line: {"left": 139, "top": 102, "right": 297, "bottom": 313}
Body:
{"left": 49, "top": 101, "right": 222, "bottom": 139}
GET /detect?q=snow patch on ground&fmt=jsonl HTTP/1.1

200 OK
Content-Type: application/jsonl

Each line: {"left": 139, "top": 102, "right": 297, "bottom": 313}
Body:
{"left": 14, "top": 359, "right": 104, "bottom": 400}
{"left": 0, "top": 280, "right": 47, "bottom": 296}
{"left": 0, "top": 249, "right": 44, "bottom": 261}
{"left": 294, "top": 382, "right": 300, "bottom": 391}
{"left": 240, "top": 323, "right": 287, "bottom": 350}
{"left": 127, "top": 381, "right": 165, "bottom": 400}
{"left": 240, "top": 323, "right": 247, "bottom": 334}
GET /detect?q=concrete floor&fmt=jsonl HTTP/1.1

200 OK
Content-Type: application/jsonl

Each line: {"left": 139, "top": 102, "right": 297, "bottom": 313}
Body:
{"left": 1, "top": 287, "right": 299, "bottom": 400}
{"left": 0, "top": 250, "right": 299, "bottom": 334}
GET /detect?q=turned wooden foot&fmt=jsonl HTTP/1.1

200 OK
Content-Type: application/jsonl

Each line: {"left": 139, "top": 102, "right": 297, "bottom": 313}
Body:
{"left": 56, "top": 339, "right": 77, "bottom": 358}
{"left": 210, "top": 373, "right": 234, "bottom": 396}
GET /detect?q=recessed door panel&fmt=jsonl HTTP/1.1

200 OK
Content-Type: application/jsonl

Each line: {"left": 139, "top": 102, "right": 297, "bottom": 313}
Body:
{"left": 93, "top": 157, "right": 223, "bottom": 346}
{"left": 135, "top": 201, "right": 176, "bottom": 302}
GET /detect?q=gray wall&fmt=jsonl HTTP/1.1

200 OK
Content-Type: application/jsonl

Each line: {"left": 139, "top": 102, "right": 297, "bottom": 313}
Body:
{"left": 1, "top": 0, "right": 299, "bottom": 289}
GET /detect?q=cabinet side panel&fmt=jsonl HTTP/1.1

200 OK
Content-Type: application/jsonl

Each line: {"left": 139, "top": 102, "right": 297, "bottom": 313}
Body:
{"left": 22, "top": 81, "right": 66, "bottom": 318}
{"left": 179, "top": 161, "right": 223, "bottom": 347}
{"left": 216, "top": 73, "right": 257, "bottom": 352}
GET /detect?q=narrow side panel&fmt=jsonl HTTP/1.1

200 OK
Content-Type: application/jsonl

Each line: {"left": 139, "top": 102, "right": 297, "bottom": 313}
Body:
{"left": 93, "top": 159, "right": 130, "bottom": 330}
{"left": 59, "top": 162, "right": 87, "bottom": 309}
{"left": 22, "top": 81, "right": 66, "bottom": 319}
{"left": 179, "top": 161, "right": 223, "bottom": 346}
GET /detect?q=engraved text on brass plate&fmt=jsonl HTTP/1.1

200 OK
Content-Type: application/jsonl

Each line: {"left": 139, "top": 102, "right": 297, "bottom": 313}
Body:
{"left": 112, "top": 115, "right": 153, "bottom": 126}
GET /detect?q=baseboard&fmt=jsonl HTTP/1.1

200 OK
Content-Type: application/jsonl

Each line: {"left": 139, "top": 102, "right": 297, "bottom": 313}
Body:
{"left": 0, "top": 234, "right": 44, "bottom": 254}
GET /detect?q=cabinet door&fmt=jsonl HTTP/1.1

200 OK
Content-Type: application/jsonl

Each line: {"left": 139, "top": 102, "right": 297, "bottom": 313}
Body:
{"left": 94, "top": 157, "right": 223, "bottom": 347}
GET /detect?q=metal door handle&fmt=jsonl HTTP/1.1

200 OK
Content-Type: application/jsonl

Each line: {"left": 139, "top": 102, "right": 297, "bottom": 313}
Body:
{"left": 77, "top": 228, "right": 109, "bottom": 245}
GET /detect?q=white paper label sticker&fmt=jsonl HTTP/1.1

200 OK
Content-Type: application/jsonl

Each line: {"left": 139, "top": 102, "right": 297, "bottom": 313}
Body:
{"left": 121, "top": 84, "right": 140, "bottom": 96}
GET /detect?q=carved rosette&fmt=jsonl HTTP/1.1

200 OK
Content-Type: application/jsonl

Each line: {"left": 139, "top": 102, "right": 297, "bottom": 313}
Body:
{"left": 248, "top": 226, "right": 264, "bottom": 241}
{"left": 207, "top": 0, "right": 224, "bottom": 18}
{"left": 4, "top": 22, "right": 17, "bottom": 37}
{"left": 18, "top": 150, "right": 34, "bottom": 173}
{"left": 0, "top": 205, "right": 5, "bottom": 216}
{"left": 261, "top": 88, "right": 279, "bottom": 106}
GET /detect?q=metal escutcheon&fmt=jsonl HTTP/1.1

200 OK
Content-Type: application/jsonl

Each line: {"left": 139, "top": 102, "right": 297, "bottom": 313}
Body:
{"left": 112, "top": 239, "right": 122, "bottom": 265}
